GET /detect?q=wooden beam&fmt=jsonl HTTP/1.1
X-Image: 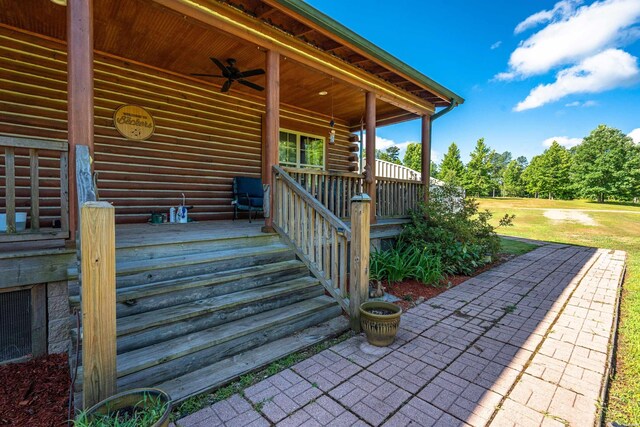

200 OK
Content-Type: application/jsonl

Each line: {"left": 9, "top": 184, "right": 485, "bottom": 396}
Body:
{"left": 30, "top": 284, "right": 47, "bottom": 357}
{"left": 67, "top": 0, "right": 94, "bottom": 243}
{"left": 421, "top": 114, "right": 431, "bottom": 205}
{"left": 152, "top": 0, "right": 434, "bottom": 115}
{"left": 260, "top": 0, "right": 451, "bottom": 105}
{"left": 365, "top": 92, "right": 376, "bottom": 224}
{"left": 81, "top": 201, "right": 116, "bottom": 409}
{"left": 349, "top": 194, "right": 371, "bottom": 332}
{"left": 263, "top": 50, "right": 280, "bottom": 232}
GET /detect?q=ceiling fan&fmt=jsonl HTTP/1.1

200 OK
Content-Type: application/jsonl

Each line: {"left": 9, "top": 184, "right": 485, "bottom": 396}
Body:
{"left": 191, "top": 58, "right": 265, "bottom": 93}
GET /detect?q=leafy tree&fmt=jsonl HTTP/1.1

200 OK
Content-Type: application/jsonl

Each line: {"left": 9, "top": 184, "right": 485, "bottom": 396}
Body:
{"left": 438, "top": 143, "right": 465, "bottom": 186}
{"left": 572, "top": 125, "right": 636, "bottom": 202}
{"left": 375, "top": 146, "right": 401, "bottom": 165}
{"left": 502, "top": 159, "right": 525, "bottom": 197}
{"left": 489, "top": 151, "right": 512, "bottom": 197}
{"left": 464, "top": 138, "right": 493, "bottom": 197}
{"left": 402, "top": 143, "right": 422, "bottom": 172}
{"left": 539, "top": 142, "right": 573, "bottom": 199}
{"left": 430, "top": 161, "right": 439, "bottom": 178}
{"left": 516, "top": 156, "right": 529, "bottom": 169}
{"left": 521, "top": 155, "right": 544, "bottom": 198}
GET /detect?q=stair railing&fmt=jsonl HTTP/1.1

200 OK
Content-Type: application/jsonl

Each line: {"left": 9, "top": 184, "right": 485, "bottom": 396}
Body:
{"left": 273, "top": 166, "right": 370, "bottom": 328}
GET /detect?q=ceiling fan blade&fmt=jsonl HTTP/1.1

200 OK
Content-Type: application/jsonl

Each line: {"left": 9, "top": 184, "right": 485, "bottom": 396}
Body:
{"left": 221, "top": 79, "right": 233, "bottom": 93}
{"left": 190, "top": 73, "right": 226, "bottom": 78}
{"left": 238, "top": 68, "right": 265, "bottom": 78}
{"left": 238, "top": 79, "right": 264, "bottom": 91}
{"left": 210, "top": 57, "right": 231, "bottom": 77}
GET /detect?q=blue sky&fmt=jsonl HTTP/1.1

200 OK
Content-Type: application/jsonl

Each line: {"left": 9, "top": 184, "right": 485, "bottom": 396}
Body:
{"left": 306, "top": 0, "right": 640, "bottom": 162}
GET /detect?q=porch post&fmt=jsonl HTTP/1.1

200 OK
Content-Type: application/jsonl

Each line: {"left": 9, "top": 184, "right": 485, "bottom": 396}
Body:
{"left": 67, "top": 0, "right": 94, "bottom": 242}
{"left": 262, "top": 50, "right": 280, "bottom": 232}
{"left": 365, "top": 92, "right": 377, "bottom": 224}
{"left": 421, "top": 114, "right": 431, "bottom": 205}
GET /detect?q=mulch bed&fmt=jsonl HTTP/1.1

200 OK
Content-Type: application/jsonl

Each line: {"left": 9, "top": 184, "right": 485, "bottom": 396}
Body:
{"left": 0, "top": 353, "right": 70, "bottom": 427}
{"left": 386, "top": 253, "right": 516, "bottom": 311}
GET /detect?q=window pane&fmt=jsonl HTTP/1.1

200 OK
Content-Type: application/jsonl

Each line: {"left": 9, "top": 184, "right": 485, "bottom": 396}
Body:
{"left": 300, "top": 136, "right": 324, "bottom": 167}
{"left": 279, "top": 131, "right": 297, "bottom": 165}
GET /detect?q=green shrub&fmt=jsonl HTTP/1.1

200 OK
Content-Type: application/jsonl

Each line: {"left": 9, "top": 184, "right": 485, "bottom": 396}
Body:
{"left": 369, "top": 243, "right": 445, "bottom": 285}
{"left": 399, "top": 185, "right": 514, "bottom": 276}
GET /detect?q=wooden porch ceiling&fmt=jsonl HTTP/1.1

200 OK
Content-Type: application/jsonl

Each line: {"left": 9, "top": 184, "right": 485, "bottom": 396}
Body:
{"left": 0, "top": 0, "right": 419, "bottom": 129}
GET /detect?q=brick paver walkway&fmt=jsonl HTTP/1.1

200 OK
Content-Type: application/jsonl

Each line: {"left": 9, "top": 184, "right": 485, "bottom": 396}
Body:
{"left": 175, "top": 244, "right": 625, "bottom": 427}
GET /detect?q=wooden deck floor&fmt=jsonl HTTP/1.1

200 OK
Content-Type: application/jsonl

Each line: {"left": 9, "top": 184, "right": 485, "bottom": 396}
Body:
{"left": 115, "top": 220, "right": 266, "bottom": 248}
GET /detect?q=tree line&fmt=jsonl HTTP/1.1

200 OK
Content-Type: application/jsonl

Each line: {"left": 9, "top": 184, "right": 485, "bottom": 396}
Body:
{"left": 375, "top": 124, "right": 640, "bottom": 202}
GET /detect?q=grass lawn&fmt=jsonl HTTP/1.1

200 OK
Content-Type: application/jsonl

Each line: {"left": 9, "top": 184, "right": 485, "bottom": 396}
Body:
{"left": 499, "top": 237, "right": 539, "bottom": 256}
{"left": 479, "top": 197, "right": 640, "bottom": 424}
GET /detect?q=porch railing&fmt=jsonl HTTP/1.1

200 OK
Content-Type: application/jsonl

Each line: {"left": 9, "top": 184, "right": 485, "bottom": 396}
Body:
{"left": 1, "top": 136, "right": 69, "bottom": 242}
{"left": 273, "top": 166, "right": 352, "bottom": 312}
{"left": 376, "top": 177, "right": 422, "bottom": 217}
{"left": 282, "top": 167, "right": 364, "bottom": 219}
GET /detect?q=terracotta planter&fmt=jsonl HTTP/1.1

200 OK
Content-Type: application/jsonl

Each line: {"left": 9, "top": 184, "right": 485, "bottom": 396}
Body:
{"left": 83, "top": 388, "right": 172, "bottom": 427}
{"left": 360, "top": 301, "right": 402, "bottom": 347}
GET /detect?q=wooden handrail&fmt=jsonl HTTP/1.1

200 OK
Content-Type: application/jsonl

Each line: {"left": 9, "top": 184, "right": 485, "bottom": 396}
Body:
{"left": 273, "top": 165, "right": 351, "bottom": 312}
{"left": 275, "top": 166, "right": 351, "bottom": 240}
{"left": 0, "top": 136, "right": 68, "bottom": 151}
{"left": 282, "top": 166, "right": 364, "bottom": 179}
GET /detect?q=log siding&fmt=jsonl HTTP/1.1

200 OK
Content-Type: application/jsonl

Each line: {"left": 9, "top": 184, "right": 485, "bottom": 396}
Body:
{"left": 0, "top": 25, "right": 354, "bottom": 224}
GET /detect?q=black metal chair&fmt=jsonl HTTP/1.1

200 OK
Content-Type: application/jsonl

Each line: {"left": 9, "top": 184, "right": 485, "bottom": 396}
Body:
{"left": 232, "top": 176, "right": 264, "bottom": 222}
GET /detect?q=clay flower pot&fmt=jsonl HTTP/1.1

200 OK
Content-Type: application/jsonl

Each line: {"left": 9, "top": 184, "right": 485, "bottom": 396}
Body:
{"left": 82, "top": 388, "right": 172, "bottom": 427}
{"left": 360, "top": 301, "right": 402, "bottom": 347}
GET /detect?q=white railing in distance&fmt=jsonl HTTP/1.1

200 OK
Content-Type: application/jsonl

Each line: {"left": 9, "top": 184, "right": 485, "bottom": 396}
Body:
{"left": 373, "top": 159, "right": 420, "bottom": 181}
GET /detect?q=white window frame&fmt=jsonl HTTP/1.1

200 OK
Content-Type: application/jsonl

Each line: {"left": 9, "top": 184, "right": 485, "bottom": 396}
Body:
{"left": 279, "top": 129, "right": 326, "bottom": 170}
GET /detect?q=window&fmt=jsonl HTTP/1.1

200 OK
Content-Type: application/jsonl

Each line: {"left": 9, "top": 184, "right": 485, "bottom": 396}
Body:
{"left": 279, "top": 130, "right": 325, "bottom": 169}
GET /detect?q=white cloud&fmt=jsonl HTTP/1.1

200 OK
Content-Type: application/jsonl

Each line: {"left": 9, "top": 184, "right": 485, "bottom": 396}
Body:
{"left": 498, "top": 0, "right": 640, "bottom": 80}
{"left": 514, "top": 49, "right": 639, "bottom": 111}
{"left": 629, "top": 128, "right": 640, "bottom": 143}
{"left": 375, "top": 136, "right": 397, "bottom": 150}
{"left": 490, "top": 41, "right": 502, "bottom": 50}
{"left": 514, "top": 0, "right": 582, "bottom": 34}
{"left": 542, "top": 136, "right": 583, "bottom": 148}
{"left": 564, "top": 100, "right": 598, "bottom": 107}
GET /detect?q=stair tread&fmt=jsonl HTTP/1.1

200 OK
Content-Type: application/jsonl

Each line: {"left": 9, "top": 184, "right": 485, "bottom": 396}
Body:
{"left": 69, "top": 259, "right": 306, "bottom": 305}
{"left": 157, "top": 316, "right": 350, "bottom": 403}
{"left": 117, "top": 296, "right": 338, "bottom": 377}
{"left": 73, "top": 277, "right": 322, "bottom": 337}
{"left": 68, "top": 243, "right": 291, "bottom": 278}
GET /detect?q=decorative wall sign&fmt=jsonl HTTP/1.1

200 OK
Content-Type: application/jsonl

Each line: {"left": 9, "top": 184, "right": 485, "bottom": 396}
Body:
{"left": 113, "top": 105, "right": 155, "bottom": 140}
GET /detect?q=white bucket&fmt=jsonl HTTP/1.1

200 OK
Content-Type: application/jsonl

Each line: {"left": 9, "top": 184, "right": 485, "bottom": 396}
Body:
{"left": 0, "top": 212, "right": 27, "bottom": 232}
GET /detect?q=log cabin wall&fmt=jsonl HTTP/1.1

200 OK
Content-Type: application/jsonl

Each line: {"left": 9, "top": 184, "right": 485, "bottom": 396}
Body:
{"left": 0, "top": 25, "right": 354, "bottom": 224}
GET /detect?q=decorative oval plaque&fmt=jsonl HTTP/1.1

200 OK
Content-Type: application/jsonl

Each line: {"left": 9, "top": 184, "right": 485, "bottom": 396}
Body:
{"left": 113, "top": 105, "right": 155, "bottom": 140}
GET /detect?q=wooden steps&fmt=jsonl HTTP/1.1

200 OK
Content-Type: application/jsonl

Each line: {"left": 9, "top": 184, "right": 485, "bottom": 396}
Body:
{"left": 157, "top": 316, "right": 349, "bottom": 403}
{"left": 71, "top": 226, "right": 347, "bottom": 403}
{"left": 70, "top": 259, "right": 309, "bottom": 317}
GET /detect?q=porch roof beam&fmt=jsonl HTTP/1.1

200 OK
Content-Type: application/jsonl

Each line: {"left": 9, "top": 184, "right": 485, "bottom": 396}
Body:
{"left": 153, "top": 0, "right": 435, "bottom": 116}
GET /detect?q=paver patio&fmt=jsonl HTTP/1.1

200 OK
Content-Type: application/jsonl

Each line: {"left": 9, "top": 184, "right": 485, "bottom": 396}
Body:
{"left": 174, "top": 243, "right": 625, "bottom": 427}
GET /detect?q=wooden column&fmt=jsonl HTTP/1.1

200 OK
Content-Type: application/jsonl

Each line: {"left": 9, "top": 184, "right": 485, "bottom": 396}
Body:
{"left": 365, "top": 92, "right": 377, "bottom": 224}
{"left": 349, "top": 194, "right": 371, "bottom": 332}
{"left": 67, "top": 0, "right": 94, "bottom": 242}
{"left": 421, "top": 114, "right": 432, "bottom": 205}
{"left": 262, "top": 50, "right": 280, "bottom": 232}
{"left": 81, "top": 201, "right": 116, "bottom": 408}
